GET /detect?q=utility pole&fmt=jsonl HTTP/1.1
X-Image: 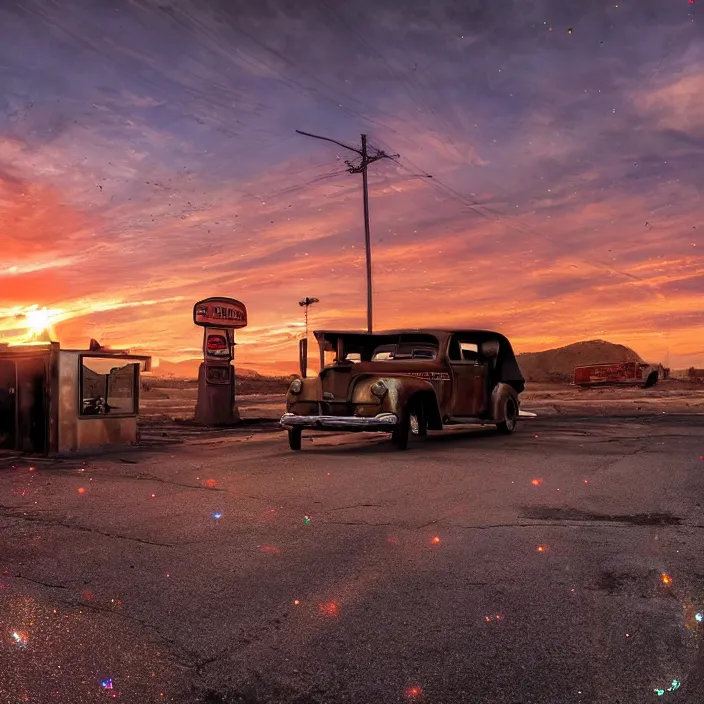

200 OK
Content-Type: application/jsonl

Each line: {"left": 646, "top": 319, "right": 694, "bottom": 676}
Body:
{"left": 360, "top": 135, "right": 373, "bottom": 335}
{"left": 296, "top": 129, "right": 397, "bottom": 333}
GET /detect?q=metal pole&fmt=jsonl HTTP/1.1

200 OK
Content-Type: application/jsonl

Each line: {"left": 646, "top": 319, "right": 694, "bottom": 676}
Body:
{"left": 296, "top": 130, "right": 395, "bottom": 334}
{"left": 361, "top": 134, "right": 373, "bottom": 333}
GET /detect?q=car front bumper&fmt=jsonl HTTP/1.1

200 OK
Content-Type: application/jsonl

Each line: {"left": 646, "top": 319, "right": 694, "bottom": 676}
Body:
{"left": 280, "top": 412, "right": 398, "bottom": 432}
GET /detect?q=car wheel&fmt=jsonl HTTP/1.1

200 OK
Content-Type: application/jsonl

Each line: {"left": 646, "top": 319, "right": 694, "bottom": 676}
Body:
{"left": 288, "top": 427, "right": 302, "bottom": 451}
{"left": 409, "top": 402, "right": 428, "bottom": 437}
{"left": 643, "top": 371, "right": 658, "bottom": 388}
{"left": 496, "top": 394, "right": 518, "bottom": 435}
{"left": 391, "top": 410, "right": 411, "bottom": 450}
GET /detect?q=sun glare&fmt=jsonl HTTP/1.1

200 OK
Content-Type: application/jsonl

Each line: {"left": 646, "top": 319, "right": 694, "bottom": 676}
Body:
{"left": 18, "top": 306, "right": 63, "bottom": 341}
{"left": 25, "top": 308, "right": 53, "bottom": 334}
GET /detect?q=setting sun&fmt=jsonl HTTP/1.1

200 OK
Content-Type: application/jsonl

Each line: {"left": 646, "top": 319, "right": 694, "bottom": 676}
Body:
{"left": 25, "top": 308, "right": 52, "bottom": 334}
{"left": 20, "top": 306, "right": 63, "bottom": 340}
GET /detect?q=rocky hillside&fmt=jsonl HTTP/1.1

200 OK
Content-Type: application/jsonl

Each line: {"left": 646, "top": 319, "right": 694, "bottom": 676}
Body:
{"left": 517, "top": 340, "right": 644, "bottom": 383}
{"left": 151, "top": 339, "right": 648, "bottom": 387}
{"left": 143, "top": 373, "right": 296, "bottom": 396}
{"left": 153, "top": 358, "right": 296, "bottom": 378}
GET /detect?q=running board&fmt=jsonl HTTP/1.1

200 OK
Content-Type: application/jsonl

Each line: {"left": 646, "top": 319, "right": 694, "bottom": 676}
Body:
{"left": 443, "top": 410, "right": 537, "bottom": 425}
{"left": 443, "top": 417, "right": 489, "bottom": 425}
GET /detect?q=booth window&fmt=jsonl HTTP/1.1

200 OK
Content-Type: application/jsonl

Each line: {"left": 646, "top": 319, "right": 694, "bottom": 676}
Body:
{"left": 80, "top": 357, "right": 138, "bottom": 417}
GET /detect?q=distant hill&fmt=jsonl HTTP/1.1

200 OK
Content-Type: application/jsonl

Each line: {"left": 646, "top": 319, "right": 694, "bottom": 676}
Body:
{"left": 151, "top": 359, "right": 201, "bottom": 378}
{"left": 152, "top": 340, "right": 648, "bottom": 384}
{"left": 82, "top": 367, "right": 105, "bottom": 398}
{"left": 517, "top": 340, "right": 645, "bottom": 383}
{"left": 152, "top": 358, "right": 296, "bottom": 379}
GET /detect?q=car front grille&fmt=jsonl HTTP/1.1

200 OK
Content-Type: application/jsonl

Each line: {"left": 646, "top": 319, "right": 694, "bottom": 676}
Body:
{"left": 319, "top": 401, "right": 351, "bottom": 416}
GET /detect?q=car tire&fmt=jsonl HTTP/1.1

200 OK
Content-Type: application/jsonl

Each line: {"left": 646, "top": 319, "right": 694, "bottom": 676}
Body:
{"left": 409, "top": 401, "right": 428, "bottom": 437}
{"left": 288, "top": 427, "right": 302, "bottom": 451}
{"left": 391, "top": 410, "right": 411, "bottom": 450}
{"left": 643, "top": 371, "right": 658, "bottom": 388}
{"left": 496, "top": 392, "right": 518, "bottom": 435}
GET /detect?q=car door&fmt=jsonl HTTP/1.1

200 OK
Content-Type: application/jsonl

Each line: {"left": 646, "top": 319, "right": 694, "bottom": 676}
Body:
{"left": 448, "top": 337, "right": 486, "bottom": 418}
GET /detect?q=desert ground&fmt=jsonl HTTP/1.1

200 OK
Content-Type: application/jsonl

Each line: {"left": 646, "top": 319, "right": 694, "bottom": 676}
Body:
{"left": 2, "top": 408, "right": 704, "bottom": 703}
{"left": 138, "top": 376, "right": 704, "bottom": 441}
{"left": 141, "top": 338, "right": 704, "bottom": 432}
{"left": 3, "top": 346, "right": 704, "bottom": 703}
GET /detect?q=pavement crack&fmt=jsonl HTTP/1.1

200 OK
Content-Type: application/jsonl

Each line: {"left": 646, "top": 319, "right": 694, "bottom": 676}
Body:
{"left": 121, "top": 472, "right": 226, "bottom": 492}
{"left": 416, "top": 517, "right": 443, "bottom": 529}
{"left": 598, "top": 443, "right": 647, "bottom": 470}
{"left": 327, "top": 521, "right": 396, "bottom": 527}
{"left": 324, "top": 518, "right": 663, "bottom": 529}
{"left": 57, "top": 598, "right": 196, "bottom": 669}
{"left": 520, "top": 507, "right": 681, "bottom": 526}
{"left": 0, "top": 509, "right": 173, "bottom": 546}
{"left": 14, "top": 574, "right": 68, "bottom": 589}
{"left": 194, "top": 647, "right": 232, "bottom": 674}
{"left": 449, "top": 522, "right": 572, "bottom": 530}
{"left": 328, "top": 503, "right": 386, "bottom": 511}
{"left": 433, "top": 521, "right": 689, "bottom": 530}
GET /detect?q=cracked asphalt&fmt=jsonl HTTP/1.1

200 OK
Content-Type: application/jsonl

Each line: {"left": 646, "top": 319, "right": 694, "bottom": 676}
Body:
{"left": 2, "top": 414, "right": 704, "bottom": 704}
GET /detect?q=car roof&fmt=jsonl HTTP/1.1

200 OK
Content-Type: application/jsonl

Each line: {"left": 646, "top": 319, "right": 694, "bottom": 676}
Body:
{"left": 314, "top": 329, "right": 525, "bottom": 389}
{"left": 313, "top": 329, "right": 511, "bottom": 343}
{"left": 314, "top": 329, "right": 507, "bottom": 337}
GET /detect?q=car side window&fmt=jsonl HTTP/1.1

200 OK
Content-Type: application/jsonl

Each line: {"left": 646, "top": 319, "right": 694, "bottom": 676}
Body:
{"left": 449, "top": 337, "right": 480, "bottom": 362}
{"left": 460, "top": 343, "right": 479, "bottom": 361}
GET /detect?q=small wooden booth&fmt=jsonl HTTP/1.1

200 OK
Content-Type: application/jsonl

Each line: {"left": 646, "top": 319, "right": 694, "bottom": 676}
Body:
{"left": 0, "top": 341, "right": 151, "bottom": 456}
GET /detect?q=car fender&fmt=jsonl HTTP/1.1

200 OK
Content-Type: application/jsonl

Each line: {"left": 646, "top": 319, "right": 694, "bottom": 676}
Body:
{"left": 491, "top": 383, "right": 519, "bottom": 421}
{"left": 285, "top": 377, "right": 315, "bottom": 403}
{"left": 351, "top": 375, "right": 438, "bottom": 415}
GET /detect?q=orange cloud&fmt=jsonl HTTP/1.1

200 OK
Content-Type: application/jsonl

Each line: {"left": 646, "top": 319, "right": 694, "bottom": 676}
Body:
{"left": 1, "top": 4, "right": 702, "bottom": 372}
{"left": 1, "top": 153, "right": 700, "bottom": 371}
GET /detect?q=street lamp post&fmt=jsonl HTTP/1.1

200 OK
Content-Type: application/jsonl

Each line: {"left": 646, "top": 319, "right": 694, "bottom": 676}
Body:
{"left": 299, "top": 297, "right": 320, "bottom": 340}
{"left": 298, "top": 297, "right": 319, "bottom": 378}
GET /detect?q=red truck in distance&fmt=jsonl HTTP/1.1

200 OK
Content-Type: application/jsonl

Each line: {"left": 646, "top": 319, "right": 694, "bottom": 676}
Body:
{"left": 573, "top": 361, "right": 663, "bottom": 388}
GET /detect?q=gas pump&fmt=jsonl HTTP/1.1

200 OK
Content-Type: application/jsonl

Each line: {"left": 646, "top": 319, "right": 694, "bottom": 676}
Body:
{"left": 192, "top": 297, "right": 248, "bottom": 425}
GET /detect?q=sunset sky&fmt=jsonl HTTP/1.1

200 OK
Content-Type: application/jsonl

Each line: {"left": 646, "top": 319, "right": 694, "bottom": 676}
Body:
{"left": 1, "top": 0, "right": 702, "bottom": 373}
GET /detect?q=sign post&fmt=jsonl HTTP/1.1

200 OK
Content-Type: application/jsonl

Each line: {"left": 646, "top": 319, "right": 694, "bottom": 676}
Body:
{"left": 192, "top": 297, "right": 247, "bottom": 426}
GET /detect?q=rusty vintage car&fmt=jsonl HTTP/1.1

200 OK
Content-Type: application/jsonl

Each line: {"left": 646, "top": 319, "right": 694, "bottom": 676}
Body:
{"left": 280, "top": 329, "right": 525, "bottom": 451}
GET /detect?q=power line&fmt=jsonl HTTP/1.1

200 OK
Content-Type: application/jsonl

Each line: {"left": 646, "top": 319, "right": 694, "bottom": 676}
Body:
{"left": 258, "top": 167, "right": 350, "bottom": 201}
{"left": 379, "top": 145, "right": 654, "bottom": 287}
{"left": 296, "top": 129, "right": 397, "bottom": 332}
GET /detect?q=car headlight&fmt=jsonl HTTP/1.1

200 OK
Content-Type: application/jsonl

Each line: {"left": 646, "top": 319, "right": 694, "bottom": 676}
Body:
{"left": 370, "top": 380, "right": 387, "bottom": 398}
{"left": 289, "top": 379, "right": 303, "bottom": 394}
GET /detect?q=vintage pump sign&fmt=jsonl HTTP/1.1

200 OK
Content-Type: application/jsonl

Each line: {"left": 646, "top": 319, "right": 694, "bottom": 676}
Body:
{"left": 193, "top": 298, "right": 247, "bottom": 329}
{"left": 193, "top": 297, "right": 247, "bottom": 399}
{"left": 194, "top": 298, "right": 246, "bottom": 368}
{"left": 203, "top": 328, "right": 234, "bottom": 362}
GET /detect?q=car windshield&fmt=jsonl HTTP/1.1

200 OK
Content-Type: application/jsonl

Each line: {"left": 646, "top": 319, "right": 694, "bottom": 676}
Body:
{"left": 371, "top": 343, "right": 437, "bottom": 360}
{"left": 322, "top": 333, "right": 440, "bottom": 363}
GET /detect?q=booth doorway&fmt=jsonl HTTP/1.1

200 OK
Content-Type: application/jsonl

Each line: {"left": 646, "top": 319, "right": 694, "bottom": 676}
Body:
{"left": 0, "top": 359, "right": 17, "bottom": 450}
{"left": 0, "top": 356, "right": 49, "bottom": 454}
{"left": 17, "top": 357, "right": 48, "bottom": 454}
